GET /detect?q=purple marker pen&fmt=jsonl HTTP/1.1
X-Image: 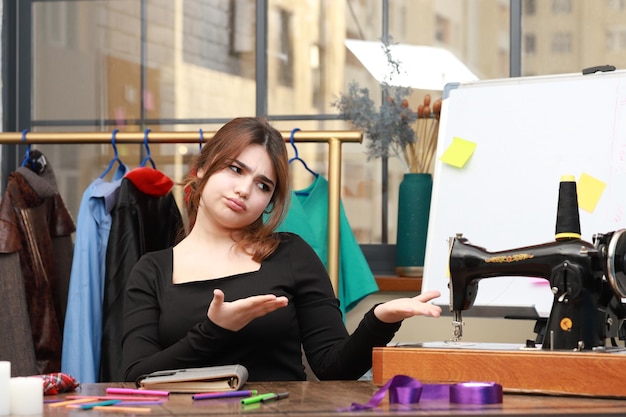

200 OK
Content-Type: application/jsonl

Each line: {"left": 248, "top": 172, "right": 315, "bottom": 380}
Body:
{"left": 193, "top": 390, "right": 258, "bottom": 400}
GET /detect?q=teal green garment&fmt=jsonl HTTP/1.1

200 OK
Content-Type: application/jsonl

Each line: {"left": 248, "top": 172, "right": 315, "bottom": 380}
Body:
{"left": 276, "top": 175, "right": 379, "bottom": 316}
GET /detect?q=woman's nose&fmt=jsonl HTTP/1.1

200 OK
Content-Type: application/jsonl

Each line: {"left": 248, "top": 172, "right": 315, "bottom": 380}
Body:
{"left": 234, "top": 179, "right": 252, "bottom": 198}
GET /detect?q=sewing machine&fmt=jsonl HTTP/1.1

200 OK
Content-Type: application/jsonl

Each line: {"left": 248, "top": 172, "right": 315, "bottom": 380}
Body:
{"left": 372, "top": 176, "right": 626, "bottom": 395}
{"left": 447, "top": 177, "right": 626, "bottom": 351}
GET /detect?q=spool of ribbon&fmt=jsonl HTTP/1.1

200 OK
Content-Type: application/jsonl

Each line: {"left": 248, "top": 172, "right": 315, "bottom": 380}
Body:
{"left": 450, "top": 381, "right": 503, "bottom": 404}
{"left": 341, "top": 375, "right": 502, "bottom": 412}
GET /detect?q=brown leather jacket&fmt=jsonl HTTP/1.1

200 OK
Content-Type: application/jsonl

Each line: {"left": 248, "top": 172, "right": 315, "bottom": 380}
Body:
{"left": 0, "top": 150, "right": 75, "bottom": 375}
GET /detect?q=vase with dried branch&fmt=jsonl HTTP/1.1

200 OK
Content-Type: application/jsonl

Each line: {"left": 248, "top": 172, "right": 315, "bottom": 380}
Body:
{"left": 331, "top": 57, "right": 442, "bottom": 173}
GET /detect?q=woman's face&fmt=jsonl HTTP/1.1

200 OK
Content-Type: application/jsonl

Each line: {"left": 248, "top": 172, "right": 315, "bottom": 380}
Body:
{"left": 198, "top": 144, "right": 276, "bottom": 231}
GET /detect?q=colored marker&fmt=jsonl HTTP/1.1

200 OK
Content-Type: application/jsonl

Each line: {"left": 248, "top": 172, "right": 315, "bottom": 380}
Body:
{"left": 47, "top": 398, "right": 96, "bottom": 408}
{"left": 66, "top": 395, "right": 163, "bottom": 401}
{"left": 78, "top": 399, "right": 123, "bottom": 410}
{"left": 193, "top": 390, "right": 258, "bottom": 400}
{"left": 241, "top": 393, "right": 277, "bottom": 405}
{"left": 260, "top": 392, "right": 289, "bottom": 403}
{"left": 93, "top": 406, "right": 152, "bottom": 413}
{"left": 115, "top": 401, "right": 166, "bottom": 406}
{"left": 106, "top": 387, "right": 170, "bottom": 397}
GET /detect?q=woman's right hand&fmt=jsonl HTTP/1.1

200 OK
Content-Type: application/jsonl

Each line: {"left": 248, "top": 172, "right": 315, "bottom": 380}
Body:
{"left": 207, "top": 289, "right": 289, "bottom": 331}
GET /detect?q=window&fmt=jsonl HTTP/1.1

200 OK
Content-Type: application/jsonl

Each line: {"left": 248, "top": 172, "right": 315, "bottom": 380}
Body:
{"left": 311, "top": 44, "right": 323, "bottom": 109}
{"left": 607, "top": 0, "right": 626, "bottom": 11}
{"left": 16, "top": 0, "right": 513, "bottom": 248}
{"left": 435, "top": 15, "right": 450, "bottom": 43}
{"left": 38, "top": 2, "right": 77, "bottom": 48}
{"left": 607, "top": 27, "right": 626, "bottom": 51}
{"left": 183, "top": 0, "right": 253, "bottom": 78}
{"left": 552, "top": 0, "right": 572, "bottom": 14}
{"left": 551, "top": 32, "right": 571, "bottom": 53}
{"left": 230, "top": 0, "right": 255, "bottom": 54}
{"left": 524, "top": 33, "right": 536, "bottom": 55}
{"left": 277, "top": 8, "right": 293, "bottom": 87}
{"left": 524, "top": 0, "right": 537, "bottom": 15}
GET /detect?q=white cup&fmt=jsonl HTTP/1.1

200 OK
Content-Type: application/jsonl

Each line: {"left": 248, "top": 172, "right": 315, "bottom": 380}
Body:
{"left": 9, "top": 377, "right": 43, "bottom": 415}
{"left": 0, "top": 362, "right": 9, "bottom": 416}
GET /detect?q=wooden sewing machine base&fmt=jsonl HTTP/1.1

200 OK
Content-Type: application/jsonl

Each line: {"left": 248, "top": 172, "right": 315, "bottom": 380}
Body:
{"left": 372, "top": 343, "right": 626, "bottom": 398}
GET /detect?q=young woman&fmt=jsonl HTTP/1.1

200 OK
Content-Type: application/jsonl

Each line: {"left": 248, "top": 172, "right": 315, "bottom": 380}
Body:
{"left": 122, "top": 117, "right": 441, "bottom": 382}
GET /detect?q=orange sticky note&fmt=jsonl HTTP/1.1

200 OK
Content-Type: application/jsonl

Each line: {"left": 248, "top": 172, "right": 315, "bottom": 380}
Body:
{"left": 439, "top": 136, "right": 476, "bottom": 168}
{"left": 577, "top": 173, "right": 606, "bottom": 213}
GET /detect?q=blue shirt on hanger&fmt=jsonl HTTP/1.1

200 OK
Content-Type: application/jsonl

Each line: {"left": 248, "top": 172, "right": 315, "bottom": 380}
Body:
{"left": 62, "top": 164, "right": 127, "bottom": 383}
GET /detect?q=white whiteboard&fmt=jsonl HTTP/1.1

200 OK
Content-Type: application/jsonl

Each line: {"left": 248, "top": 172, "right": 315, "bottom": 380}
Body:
{"left": 422, "top": 70, "right": 626, "bottom": 317}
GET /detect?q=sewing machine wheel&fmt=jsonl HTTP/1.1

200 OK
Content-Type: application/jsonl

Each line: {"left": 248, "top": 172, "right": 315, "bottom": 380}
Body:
{"left": 607, "top": 229, "right": 626, "bottom": 298}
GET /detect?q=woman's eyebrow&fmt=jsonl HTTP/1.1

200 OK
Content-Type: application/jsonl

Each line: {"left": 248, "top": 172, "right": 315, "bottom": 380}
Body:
{"left": 234, "top": 159, "right": 275, "bottom": 187}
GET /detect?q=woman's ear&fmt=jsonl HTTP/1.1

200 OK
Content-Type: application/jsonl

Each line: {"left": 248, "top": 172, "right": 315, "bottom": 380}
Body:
{"left": 196, "top": 168, "right": 205, "bottom": 178}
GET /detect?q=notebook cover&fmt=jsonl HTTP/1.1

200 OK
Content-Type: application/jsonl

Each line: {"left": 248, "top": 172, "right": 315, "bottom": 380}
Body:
{"left": 135, "top": 364, "right": 248, "bottom": 393}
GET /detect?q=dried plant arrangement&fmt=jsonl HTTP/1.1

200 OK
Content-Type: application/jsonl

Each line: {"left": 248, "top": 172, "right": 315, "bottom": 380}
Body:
{"left": 332, "top": 39, "right": 442, "bottom": 174}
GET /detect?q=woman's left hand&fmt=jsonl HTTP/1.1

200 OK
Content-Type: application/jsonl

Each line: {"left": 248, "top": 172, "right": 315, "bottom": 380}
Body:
{"left": 373, "top": 290, "right": 442, "bottom": 323}
{"left": 208, "top": 289, "right": 289, "bottom": 331}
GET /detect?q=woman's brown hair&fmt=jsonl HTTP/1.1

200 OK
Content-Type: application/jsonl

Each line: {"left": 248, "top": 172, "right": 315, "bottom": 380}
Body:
{"left": 182, "top": 117, "right": 289, "bottom": 261}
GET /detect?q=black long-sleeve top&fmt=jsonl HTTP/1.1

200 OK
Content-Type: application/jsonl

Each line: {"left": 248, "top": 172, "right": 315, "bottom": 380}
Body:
{"left": 122, "top": 232, "right": 400, "bottom": 382}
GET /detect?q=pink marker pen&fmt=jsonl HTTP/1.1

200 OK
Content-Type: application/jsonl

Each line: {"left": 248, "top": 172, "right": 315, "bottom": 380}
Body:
{"left": 106, "top": 387, "right": 170, "bottom": 397}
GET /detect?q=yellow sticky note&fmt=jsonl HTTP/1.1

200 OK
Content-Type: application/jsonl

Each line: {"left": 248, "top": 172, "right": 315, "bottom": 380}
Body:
{"left": 577, "top": 173, "right": 606, "bottom": 213}
{"left": 439, "top": 137, "right": 477, "bottom": 168}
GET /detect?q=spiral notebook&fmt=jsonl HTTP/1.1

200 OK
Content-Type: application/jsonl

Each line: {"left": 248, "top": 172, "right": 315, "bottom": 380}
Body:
{"left": 135, "top": 364, "right": 248, "bottom": 393}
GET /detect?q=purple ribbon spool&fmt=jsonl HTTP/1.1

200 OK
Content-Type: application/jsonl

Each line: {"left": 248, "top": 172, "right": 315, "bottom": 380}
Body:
{"left": 342, "top": 375, "right": 503, "bottom": 412}
{"left": 389, "top": 385, "right": 422, "bottom": 404}
{"left": 450, "top": 382, "right": 503, "bottom": 404}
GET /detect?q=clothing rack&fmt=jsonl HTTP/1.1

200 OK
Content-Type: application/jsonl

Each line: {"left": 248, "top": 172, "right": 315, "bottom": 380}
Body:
{"left": 0, "top": 129, "right": 363, "bottom": 295}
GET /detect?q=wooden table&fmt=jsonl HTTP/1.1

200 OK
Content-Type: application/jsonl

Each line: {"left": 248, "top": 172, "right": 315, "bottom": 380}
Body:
{"left": 39, "top": 381, "right": 626, "bottom": 416}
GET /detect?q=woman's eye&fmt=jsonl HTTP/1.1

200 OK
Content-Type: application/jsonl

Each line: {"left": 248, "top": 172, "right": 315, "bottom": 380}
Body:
{"left": 257, "top": 182, "right": 272, "bottom": 192}
{"left": 229, "top": 165, "right": 242, "bottom": 174}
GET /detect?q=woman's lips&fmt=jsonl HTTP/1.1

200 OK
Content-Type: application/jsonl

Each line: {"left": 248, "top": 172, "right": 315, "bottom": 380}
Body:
{"left": 226, "top": 197, "right": 246, "bottom": 212}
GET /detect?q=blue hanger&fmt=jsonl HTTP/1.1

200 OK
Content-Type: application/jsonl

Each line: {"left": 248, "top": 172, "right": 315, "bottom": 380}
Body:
{"left": 140, "top": 128, "right": 156, "bottom": 168}
{"left": 19, "top": 129, "right": 47, "bottom": 174}
{"left": 20, "top": 129, "right": 31, "bottom": 168}
{"left": 100, "top": 129, "right": 124, "bottom": 178}
{"left": 288, "top": 128, "right": 317, "bottom": 177}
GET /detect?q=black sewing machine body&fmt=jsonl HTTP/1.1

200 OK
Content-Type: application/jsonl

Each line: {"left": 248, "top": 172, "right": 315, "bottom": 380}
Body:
{"left": 448, "top": 233, "right": 626, "bottom": 350}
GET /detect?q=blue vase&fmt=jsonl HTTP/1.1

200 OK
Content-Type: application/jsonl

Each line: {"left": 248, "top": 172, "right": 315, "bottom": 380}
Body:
{"left": 395, "top": 173, "right": 432, "bottom": 277}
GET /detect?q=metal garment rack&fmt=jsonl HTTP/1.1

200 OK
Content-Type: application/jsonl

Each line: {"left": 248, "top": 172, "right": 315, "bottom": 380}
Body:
{"left": 0, "top": 129, "right": 363, "bottom": 295}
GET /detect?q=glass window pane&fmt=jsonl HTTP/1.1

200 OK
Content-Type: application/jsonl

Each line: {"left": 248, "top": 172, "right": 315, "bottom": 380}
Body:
{"left": 31, "top": 0, "right": 258, "bottom": 220}
{"left": 172, "top": 0, "right": 256, "bottom": 119}
{"left": 33, "top": 1, "right": 142, "bottom": 123}
{"left": 266, "top": 1, "right": 509, "bottom": 244}
{"left": 33, "top": 1, "right": 257, "bottom": 125}
{"left": 28, "top": 0, "right": 511, "bottom": 247}
{"left": 522, "top": 0, "right": 626, "bottom": 76}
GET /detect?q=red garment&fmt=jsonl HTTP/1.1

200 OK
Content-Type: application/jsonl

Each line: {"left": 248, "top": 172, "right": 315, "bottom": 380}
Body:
{"left": 124, "top": 167, "right": 174, "bottom": 197}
